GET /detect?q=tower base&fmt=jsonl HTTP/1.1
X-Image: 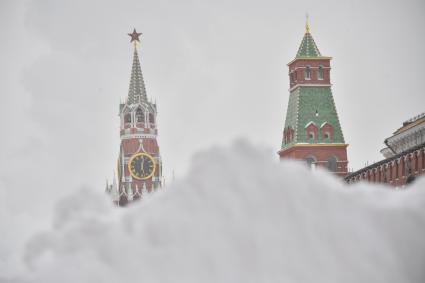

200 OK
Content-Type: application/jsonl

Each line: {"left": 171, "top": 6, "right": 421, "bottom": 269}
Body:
{"left": 279, "top": 144, "right": 348, "bottom": 177}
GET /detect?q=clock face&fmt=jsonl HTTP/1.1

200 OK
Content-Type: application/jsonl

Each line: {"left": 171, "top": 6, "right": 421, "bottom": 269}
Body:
{"left": 128, "top": 153, "right": 156, "bottom": 180}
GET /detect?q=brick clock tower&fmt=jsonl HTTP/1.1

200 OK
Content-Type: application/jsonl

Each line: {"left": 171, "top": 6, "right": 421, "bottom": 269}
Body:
{"left": 107, "top": 29, "right": 162, "bottom": 206}
{"left": 278, "top": 21, "right": 348, "bottom": 176}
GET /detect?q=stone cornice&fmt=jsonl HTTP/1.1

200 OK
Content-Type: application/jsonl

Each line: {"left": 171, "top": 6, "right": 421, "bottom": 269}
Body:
{"left": 279, "top": 143, "right": 349, "bottom": 155}
{"left": 289, "top": 84, "right": 332, "bottom": 92}
{"left": 287, "top": 56, "right": 332, "bottom": 66}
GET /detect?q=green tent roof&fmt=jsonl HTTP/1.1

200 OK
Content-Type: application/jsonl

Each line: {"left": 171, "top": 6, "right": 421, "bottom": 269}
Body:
{"left": 127, "top": 47, "right": 148, "bottom": 104}
{"left": 296, "top": 30, "right": 322, "bottom": 58}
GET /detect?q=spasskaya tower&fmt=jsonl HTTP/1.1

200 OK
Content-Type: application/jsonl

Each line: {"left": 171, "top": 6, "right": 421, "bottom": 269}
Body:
{"left": 107, "top": 29, "right": 162, "bottom": 205}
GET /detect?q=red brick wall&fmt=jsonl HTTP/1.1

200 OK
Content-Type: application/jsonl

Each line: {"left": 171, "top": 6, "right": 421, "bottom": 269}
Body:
{"left": 119, "top": 133, "right": 161, "bottom": 206}
{"left": 321, "top": 123, "right": 334, "bottom": 141}
{"left": 289, "top": 59, "right": 331, "bottom": 89}
{"left": 279, "top": 145, "right": 348, "bottom": 176}
{"left": 347, "top": 148, "right": 425, "bottom": 187}
{"left": 305, "top": 123, "right": 319, "bottom": 142}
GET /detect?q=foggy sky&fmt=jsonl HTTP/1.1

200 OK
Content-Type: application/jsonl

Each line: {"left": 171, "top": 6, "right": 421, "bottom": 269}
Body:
{"left": 1, "top": 0, "right": 424, "bottom": 210}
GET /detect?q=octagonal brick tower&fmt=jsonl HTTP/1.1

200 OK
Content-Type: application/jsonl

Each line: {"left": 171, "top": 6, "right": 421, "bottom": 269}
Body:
{"left": 278, "top": 21, "right": 348, "bottom": 176}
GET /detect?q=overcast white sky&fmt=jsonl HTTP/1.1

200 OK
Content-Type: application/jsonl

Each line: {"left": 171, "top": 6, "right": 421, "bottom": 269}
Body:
{"left": 1, "top": 0, "right": 424, "bottom": 207}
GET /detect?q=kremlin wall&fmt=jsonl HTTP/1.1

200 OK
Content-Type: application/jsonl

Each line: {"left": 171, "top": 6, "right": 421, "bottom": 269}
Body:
{"left": 346, "top": 114, "right": 425, "bottom": 187}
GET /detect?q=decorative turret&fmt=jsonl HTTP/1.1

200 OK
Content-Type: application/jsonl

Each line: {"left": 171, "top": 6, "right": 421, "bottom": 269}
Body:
{"left": 278, "top": 19, "right": 348, "bottom": 176}
{"left": 105, "top": 173, "right": 119, "bottom": 202}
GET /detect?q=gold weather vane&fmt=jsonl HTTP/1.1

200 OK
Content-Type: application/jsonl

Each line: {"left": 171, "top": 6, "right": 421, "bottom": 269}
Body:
{"left": 305, "top": 13, "right": 310, "bottom": 33}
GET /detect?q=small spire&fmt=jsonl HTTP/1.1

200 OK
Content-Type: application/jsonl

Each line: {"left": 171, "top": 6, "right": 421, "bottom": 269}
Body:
{"left": 112, "top": 171, "right": 117, "bottom": 187}
{"left": 295, "top": 15, "right": 322, "bottom": 58}
{"left": 142, "top": 183, "right": 148, "bottom": 197}
{"left": 135, "top": 184, "right": 140, "bottom": 196}
{"left": 305, "top": 13, "right": 310, "bottom": 33}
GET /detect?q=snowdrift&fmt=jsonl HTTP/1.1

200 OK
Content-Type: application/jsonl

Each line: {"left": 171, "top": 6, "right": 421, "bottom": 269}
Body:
{"left": 1, "top": 141, "right": 425, "bottom": 283}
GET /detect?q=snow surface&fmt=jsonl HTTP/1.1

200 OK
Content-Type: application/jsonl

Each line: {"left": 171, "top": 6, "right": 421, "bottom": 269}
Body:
{"left": 1, "top": 140, "right": 425, "bottom": 283}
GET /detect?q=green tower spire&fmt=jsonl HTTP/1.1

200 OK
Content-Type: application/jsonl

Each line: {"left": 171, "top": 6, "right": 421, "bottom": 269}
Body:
{"left": 281, "top": 87, "right": 345, "bottom": 148}
{"left": 127, "top": 29, "right": 147, "bottom": 105}
{"left": 296, "top": 20, "right": 322, "bottom": 58}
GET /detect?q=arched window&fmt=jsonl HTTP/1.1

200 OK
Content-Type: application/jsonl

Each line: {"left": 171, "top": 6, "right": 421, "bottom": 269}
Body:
{"left": 324, "top": 132, "right": 330, "bottom": 141}
{"left": 402, "top": 158, "right": 406, "bottom": 177}
{"left": 149, "top": 113, "right": 155, "bottom": 124}
{"left": 407, "top": 155, "right": 412, "bottom": 175}
{"left": 384, "top": 166, "right": 389, "bottom": 182}
{"left": 317, "top": 65, "right": 324, "bottom": 80}
{"left": 321, "top": 122, "right": 334, "bottom": 142}
{"left": 304, "top": 66, "right": 311, "bottom": 80}
{"left": 284, "top": 128, "right": 289, "bottom": 144}
{"left": 305, "top": 122, "right": 317, "bottom": 143}
{"left": 422, "top": 149, "right": 425, "bottom": 170}
{"left": 327, "top": 156, "right": 337, "bottom": 172}
{"left": 305, "top": 156, "right": 316, "bottom": 169}
{"left": 136, "top": 108, "right": 144, "bottom": 123}
{"left": 414, "top": 152, "right": 419, "bottom": 173}
{"left": 288, "top": 127, "right": 294, "bottom": 142}
{"left": 395, "top": 160, "right": 399, "bottom": 178}
{"left": 124, "top": 113, "right": 131, "bottom": 123}
{"left": 284, "top": 127, "right": 294, "bottom": 144}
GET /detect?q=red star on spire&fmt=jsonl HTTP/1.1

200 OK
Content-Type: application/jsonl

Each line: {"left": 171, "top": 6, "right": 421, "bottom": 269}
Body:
{"left": 128, "top": 28, "right": 142, "bottom": 42}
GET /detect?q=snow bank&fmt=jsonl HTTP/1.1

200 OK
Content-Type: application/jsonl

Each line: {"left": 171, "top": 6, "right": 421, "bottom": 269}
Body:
{"left": 1, "top": 140, "right": 425, "bottom": 283}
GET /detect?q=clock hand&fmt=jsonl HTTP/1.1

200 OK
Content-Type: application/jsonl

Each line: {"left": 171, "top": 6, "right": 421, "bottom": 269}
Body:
{"left": 140, "top": 158, "right": 146, "bottom": 175}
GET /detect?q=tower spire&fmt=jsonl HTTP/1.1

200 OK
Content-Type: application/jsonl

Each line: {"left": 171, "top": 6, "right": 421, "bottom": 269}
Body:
{"left": 296, "top": 16, "right": 321, "bottom": 58}
{"left": 113, "top": 29, "right": 163, "bottom": 206}
{"left": 127, "top": 29, "right": 148, "bottom": 105}
{"left": 305, "top": 13, "right": 310, "bottom": 33}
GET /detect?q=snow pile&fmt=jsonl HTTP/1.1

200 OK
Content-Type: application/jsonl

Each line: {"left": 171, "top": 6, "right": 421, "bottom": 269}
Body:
{"left": 2, "top": 141, "right": 425, "bottom": 283}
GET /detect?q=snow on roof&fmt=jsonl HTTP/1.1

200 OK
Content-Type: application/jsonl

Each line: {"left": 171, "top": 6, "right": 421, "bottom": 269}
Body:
{"left": 304, "top": 121, "right": 316, "bottom": 128}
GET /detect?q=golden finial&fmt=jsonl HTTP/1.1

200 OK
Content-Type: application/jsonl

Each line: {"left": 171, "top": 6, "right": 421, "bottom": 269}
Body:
{"left": 305, "top": 13, "right": 310, "bottom": 33}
